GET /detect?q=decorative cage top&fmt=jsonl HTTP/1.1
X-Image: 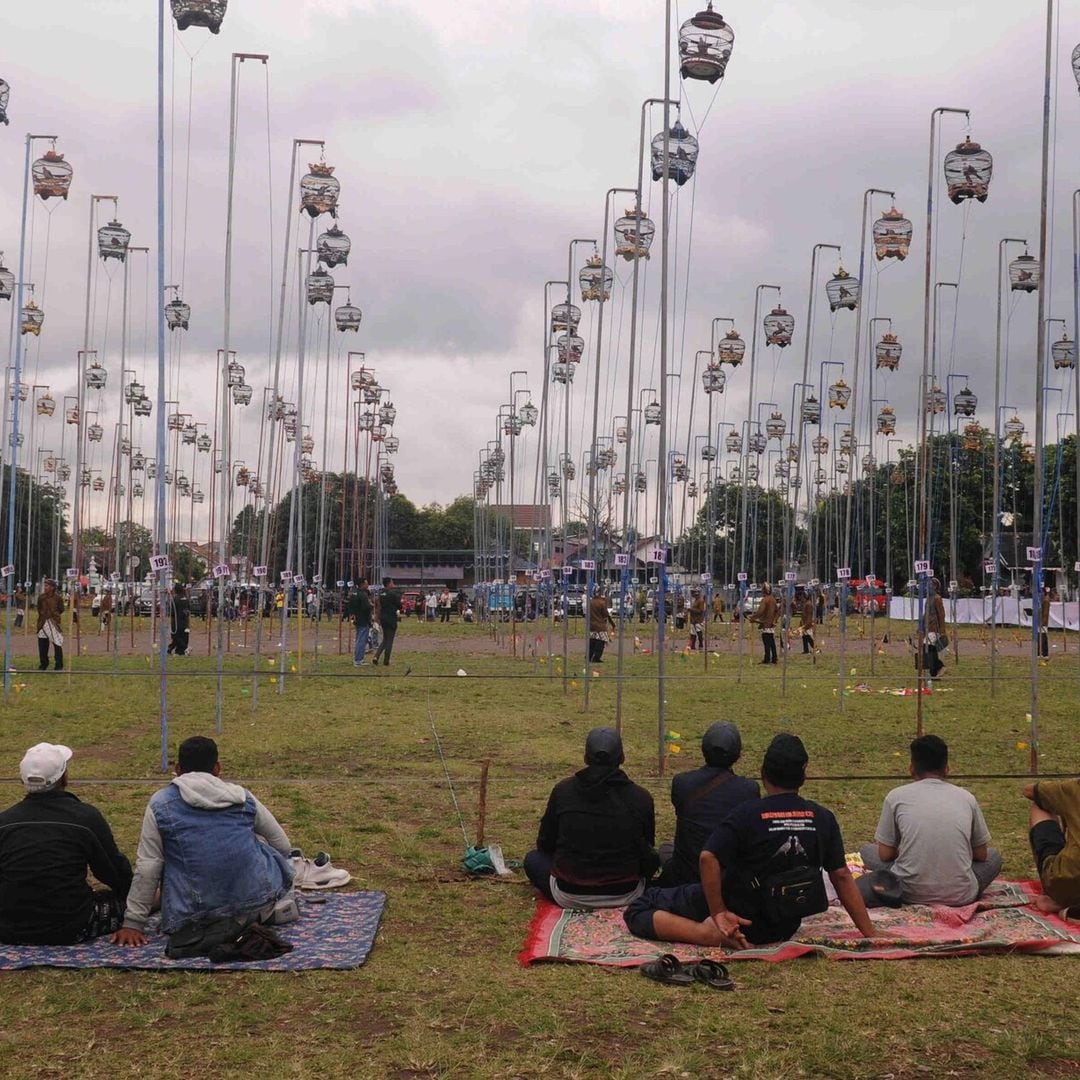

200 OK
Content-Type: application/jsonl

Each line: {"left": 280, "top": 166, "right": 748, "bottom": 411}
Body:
{"left": 828, "top": 379, "right": 851, "bottom": 409}
{"left": 165, "top": 297, "right": 190, "bottom": 331}
{"left": 650, "top": 120, "right": 700, "bottom": 187}
{"left": 1052, "top": 333, "right": 1076, "bottom": 370}
{"left": 171, "top": 0, "right": 228, "bottom": 33}
{"left": 98, "top": 220, "right": 131, "bottom": 263}
{"left": 557, "top": 332, "right": 585, "bottom": 364}
{"left": 825, "top": 267, "right": 859, "bottom": 312}
{"left": 765, "top": 411, "right": 786, "bottom": 440}
{"left": 873, "top": 207, "right": 913, "bottom": 261}
{"left": 613, "top": 207, "right": 655, "bottom": 261}
{"left": 644, "top": 400, "right": 662, "bottom": 425}
{"left": 317, "top": 224, "right": 351, "bottom": 267}
{"left": 701, "top": 365, "right": 726, "bottom": 394}
{"left": 678, "top": 3, "right": 734, "bottom": 85}
{"left": 952, "top": 386, "right": 977, "bottom": 417}
{"left": 579, "top": 254, "right": 613, "bottom": 302}
{"left": 763, "top": 306, "right": 794, "bottom": 348}
{"left": 1008, "top": 253, "right": 1040, "bottom": 294}
{"left": 875, "top": 332, "right": 902, "bottom": 370}
{"left": 801, "top": 395, "right": 821, "bottom": 425}
{"left": 944, "top": 136, "right": 993, "bottom": 205}
{"left": 306, "top": 266, "right": 334, "bottom": 305}
{"left": 300, "top": 161, "right": 340, "bottom": 219}
{"left": 33, "top": 149, "right": 72, "bottom": 201}
{"left": 335, "top": 302, "right": 362, "bottom": 332}
{"left": 717, "top": 328, "right": 745, "bottom": 365}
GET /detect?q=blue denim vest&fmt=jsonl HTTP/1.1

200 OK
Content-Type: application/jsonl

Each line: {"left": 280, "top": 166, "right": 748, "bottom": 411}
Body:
{"left": 150, "top": 784, "right": 293, "bottom": 934}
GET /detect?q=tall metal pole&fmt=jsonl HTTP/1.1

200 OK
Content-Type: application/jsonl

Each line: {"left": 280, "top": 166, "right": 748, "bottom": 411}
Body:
{"left": 156, "top": 0, "right": 169, "bottom": 770}
{"left": 1072, "top": 194, "right": 1080, "bottom": 691}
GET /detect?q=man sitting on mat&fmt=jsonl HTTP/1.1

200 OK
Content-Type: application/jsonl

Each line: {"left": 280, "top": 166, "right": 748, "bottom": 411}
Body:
{"left": 112, "top": 736, "right": 296, "bottom": 956}
{"left": 0, "top": 743, "right": 133, "bottom": 944}
{"left": 858, "top": 734, "right": 1002, "bottom": 907}
{"left": 625, "top": 734, "right": 880, "bottom": 948}
{"left": 1025, "top": 775, "right": 1080, "bottom": 917}
{"left": 656, "top": 721, "right": 759, "bottom": 887}
{"left": 524, "top": 728, "right": 658, "bottom": 909}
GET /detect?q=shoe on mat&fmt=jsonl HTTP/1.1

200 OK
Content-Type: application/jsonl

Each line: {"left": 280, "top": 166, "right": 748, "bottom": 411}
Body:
{"left": 639, "top": 953, "right": 695, "bottom": 986}
{"left": 692, "top": 959, "right": 735, "bottom": 990}
{"left": 290, "top": 853, "right": 352, "bottom": 891}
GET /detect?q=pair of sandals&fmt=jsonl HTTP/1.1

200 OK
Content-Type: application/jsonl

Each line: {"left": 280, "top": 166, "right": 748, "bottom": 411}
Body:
{"left": 639, "top": 953, "right": 734, "bottom": 990}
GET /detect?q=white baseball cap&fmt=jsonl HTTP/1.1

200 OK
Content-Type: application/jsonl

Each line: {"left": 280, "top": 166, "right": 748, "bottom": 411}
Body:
{"left": 19, "top": 742, "right": 73, "bottom": 791}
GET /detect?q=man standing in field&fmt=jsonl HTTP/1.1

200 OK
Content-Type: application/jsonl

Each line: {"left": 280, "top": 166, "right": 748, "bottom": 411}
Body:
{"left": 347, "top": 580, "right": 372, "bottom": 667}
{"left": 372, "top": 577, "right": 402, "bottom": 666}
{"left": 36, "top": 578, "right": 64, "bottom": 671}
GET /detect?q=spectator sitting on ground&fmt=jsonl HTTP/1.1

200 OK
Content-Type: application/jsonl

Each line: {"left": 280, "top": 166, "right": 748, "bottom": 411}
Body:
{"left": 0, "top": 743, "right": 132, "bottom": 944}
{"left": 1025, "top": 774, "right": 1080, "bottom": 916}
{"left": 524, "top": 728, "right": 658, "bottom": 909}
{"left": 624, "top": 733, "right": 881, "bottom": 948}
{"left": 656, "top": 721, "right": 760, "bottom": 887}
{"left": 112, "top": 736, "right": 295, "bottom": 955}
{"left": 858, "top": 734, "right": 1002, "bottom": 906}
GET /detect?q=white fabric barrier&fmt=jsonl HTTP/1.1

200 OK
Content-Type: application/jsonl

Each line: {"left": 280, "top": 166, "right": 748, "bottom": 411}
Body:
{"left": 887, "top": 597, "right": 1080, "bottom": 630}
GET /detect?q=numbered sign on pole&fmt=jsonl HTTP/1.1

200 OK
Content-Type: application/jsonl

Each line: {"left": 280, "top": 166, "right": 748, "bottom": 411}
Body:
{"left": 614, "top": 553, "right": 630, "bottom": 568}
{"left": 737, "top": 571, "right": 748, "bottom": 583}
{"left": 280, "top": 571, "right": 293, "bottom": 583}
{"left": 648, "top": 547, "right": 666, "bottom": 564}
{"left": 914, "top": 559, "right": 930, "bottom": 576}
{"left": 836, "top": 567, "right": 851, "bottom": 580}
{"left": 1027, "top": 546, "right": 1042, "bottom": 563}
{"left": 983, "top": 562, "right": 995, "bottom": 575}
{"left": 109, "top": 572, "right": 121, "bottom": 583}
{"left": 65, "top": 568, "right": 78, "bottom": 579}
{"left": 0, "top": 565, "right": 13, "bottom": 578}
{"left": 784, "top": 571, "right": 797, "bottom": 583}
{"left": 562, "top": 566, "right": 573, "bottom": 577}
{"left": 701, "top": 572, "right": 713, "bottom": 584}
{"left": 579, "top": 559, "right": 596, "bottom": 571}
{"left": 253, "top": 565, "right": 267, "bottom": 578}
{"left": 336, "top": 580, "right": 346, "bottom": 588}
{"left": 149, "top": 555, "right": 170, "bottom": 573}
{"left": 212, "top": 563, "right": 230, "bottom": 580}
{"left": 293, "top": 576, "right": 306, "bottom": 588}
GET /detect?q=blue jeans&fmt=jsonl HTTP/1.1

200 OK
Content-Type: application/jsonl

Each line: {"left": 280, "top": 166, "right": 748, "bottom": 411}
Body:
{"left": 354, "top": 625, "right": 370, "bottom": 663}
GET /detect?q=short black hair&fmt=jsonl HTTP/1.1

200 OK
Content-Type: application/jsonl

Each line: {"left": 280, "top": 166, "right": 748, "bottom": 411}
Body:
{"left": 382, "top": 577, "right": 393, "bottom": 588}
{"left": 761, "top": 733, "right": 808, "bottom": 790}
{"left": 178, "top": 736, "right": 219, "bottom": 774}
{"left": 910, "top": 734, "right": 948, "bottom": 775}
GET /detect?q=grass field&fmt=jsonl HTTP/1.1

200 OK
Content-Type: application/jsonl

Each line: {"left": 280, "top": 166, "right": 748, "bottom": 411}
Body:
{"left": 0, "top": 617, "right": 1077, "bottom": 1079}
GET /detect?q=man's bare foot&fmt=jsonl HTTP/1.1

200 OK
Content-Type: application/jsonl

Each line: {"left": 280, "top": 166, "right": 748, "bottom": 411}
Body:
{"left": 1035, "top": 894, "right": 1064, "bottom": 914}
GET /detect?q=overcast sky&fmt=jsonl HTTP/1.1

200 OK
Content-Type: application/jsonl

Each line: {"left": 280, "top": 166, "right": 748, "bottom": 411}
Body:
{"left": 2, "top": 1, "right": 1079, "bottom": 542}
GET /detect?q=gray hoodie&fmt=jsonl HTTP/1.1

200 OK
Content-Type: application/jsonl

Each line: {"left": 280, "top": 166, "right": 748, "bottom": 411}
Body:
{"left": 122, "top": 772, "right": 291, "bottom": 931}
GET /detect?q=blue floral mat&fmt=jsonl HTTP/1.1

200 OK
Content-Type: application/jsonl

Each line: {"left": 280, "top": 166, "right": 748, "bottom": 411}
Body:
{"left": 0, "top": 891, "right": 387, "bottom": 971}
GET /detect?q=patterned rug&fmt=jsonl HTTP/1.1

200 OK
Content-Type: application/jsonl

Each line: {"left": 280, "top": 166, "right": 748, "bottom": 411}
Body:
{"left": 0, "top": 891, "right": 387, "bottom": 971}
{"left": 519, "top": 881, "right": 1080, "bottom": 966}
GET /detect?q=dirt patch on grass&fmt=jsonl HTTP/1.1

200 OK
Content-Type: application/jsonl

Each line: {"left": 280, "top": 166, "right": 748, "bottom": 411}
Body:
{"left": 1029, "top": 1061, "right": 1080, "bottom": 1077}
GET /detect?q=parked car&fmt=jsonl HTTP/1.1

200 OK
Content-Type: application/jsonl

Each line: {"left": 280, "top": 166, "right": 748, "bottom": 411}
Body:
{"left": 400, "top": 589, "right": 423, "bottom": 615}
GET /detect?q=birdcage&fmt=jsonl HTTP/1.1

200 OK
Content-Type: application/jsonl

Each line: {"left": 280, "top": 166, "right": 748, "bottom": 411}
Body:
{"left": 828, "top": 379, "right": 851, "bottom": 409}
{"left": 562, "top": 458, "right": 576, "bottom": 481}
{"left": 634, "top": 470, "right": 647, "bottom": 492}
{"left": 301, "top": 433, "right": 315, "bottom": 454}
{"left": 335, "top": 302, "right": 362, "bottom": 332}
{"left": 839, "top": 428, "right": 856, "bottom": 454}
{"left": 953, "top": 386, "right": 977, "bottom": 417}
{"left": 1052, "top": 333, "right": 1076, "bottom": 370}
{"left": 197, "top": 433, "right": 212, "bottom": 453}
{"left": 0, "top": 79, "right": 8, "bottom": 127}
{"left": 146, "top": 460, "right": 157, "bottom": 479}
{"left": 85, "top": 360, "right": 107, "bottom": 391}
{"left": 57, "top": 462, "right": 70, "bottom": 481}
{"left": 748, "top": 431, "right": 767, "bottom": 454}
{"left": 746, "top": 462, "right": 759, "bottom": 482}
{"left": 167, "top": 411, "right": 185, "bottom": 431}
{"left": 716, "top": 328, "right": 745, "bottom": 365}
{"left": 489, "top": 447, "right": 505, "bottom": 467}
{"left": 236, "top": 466, "right": 250, "bottom": 486}
{"left": 725, "top": 431, "right": 742, "bottom": 453}
{"left": 44, "top": 456, "right": 57, "bottom": 473}
{"left": 519, "top": 401, "right": 538, "bottom": 427}
{"left": 786, "top": 442, "right": 800, "bottom": 464}
{"left": 7, "top": 431, "right": 22, "bottom": 448}
{"left": 616, "top": 423, "right": 630, "bottom": 444}
{"left": 651, "top": 120, "right": 700, "bottom": 186}
{"left": 0, "top": 257, "right": 13, "bottom": 301}
{"left": 385, "top": 435, "right": 400, "bottom": 454}
{"left": 815, "top": 467, "right": 828, "bottom": 485}
{"left": 124, "top": 380, "right": 144, "bottom": 405}
{"left": 876, "top": 332, "right": 902, "bottom": 370}
{"left": 598, "top": 446, "right": 617, "bottom": 468}
{"left": 176, "top": 473, "right": 190, "bottom": 495}
{"left": 371, "top": 425, "right": 387, "bottom": 443}
{"left": 925, "top": 384, "right": 946, "bottom": 415}
{"left": 120, "top": 438, "right": 131, "bottom": 456}
{"left": 225, "top": 358, "right": 245, "bottom": 388}
{"left": 164, "top": 295, "right": 190, "bottom": 330}
{"left": 672, "top": 454, "right": 689, "bottom": 481}
{"left": 132, "top": 451, "right": 146, "bottom": 471}
{"left": 20, "top": 300, "right": 43, "bottom": 336}
{"left": 861, "top": 453, "right": 875, "bottom": 476}
{"left": 944, "top": 136, "right": 993, "bottom": 204}
{"left": 358, "top": 411, "right": 375, "bottom": 432}
{"left": 1008, "top": 253, "right": 1040, "bottom": 293}
{"left": 763, "top": 306, "right": 794, "bottom": 348}
{"left": 701, "top": 443, "right": 717, "bottom": 462}
{"left": 579, "top": 253, "right": 613, "bottom": 302}
{"left": 8, "top": 382, "right": 27, "bottom": 402}
{"left": 701, "top": 365, "right": 726, "bottom": 394}
{"left": 825, "top": 267, "right": 859, "bottom": 312}
{"left": 192, "top": 487, "right": 205, "bottom": 504}
{"left": 550, "top": 302, "right": 581, "bottom": 334}
{"left": 687, "top": 480, "right": 699, "bottom": 498}
{"left": 835, "top": 457, "right": 849, "bottom": 475}
{"left": 557, "top": 332, "right": 585, "bottom": 364}
{"left": 764, "top": 411, "right": 786, "bottom": 440}
{"left": 306, "top": 267, "right": 334, "bottom": 305}
{"left": 232, "top": 383, "right": 252, "bottom": 406}
{"left": 300, "top": 161, "right": 340, "bottom": 218}
{"left": 801, "top": 394, "right": 821, "bottom": 425}
{"left": 88, "top": 423, "right": 103, "bottom": 443}
{"left": 774, "top": 460, "right": 789, "bottom": 480}
{"left": 92, "top": 475, "right": 105, "bottom": 492}
{"left": 1004, "top": 415, "right": 1025, "bottom": 441}
{"left": 962, "top": 422, "right": 983, "bottom": 451}
{"left": 32, "top": 149, "right": 73, "bottom": 201}
{"left": 98, "top": 219, "right": 131, "bottom": 263}
{"left": 363, "top": 384, "right": 382, "bottom": 404}
{"left": 729, "top": 463, "right": 742, "bottom": 482}
{"left": 613, "top": 475, "right": 626, "bottom": 496}
{"left": 614, "top": 207, "right": 655, "bottom": 261}
{"left": 873, "top": 206, "right": 913, "bottom": 261}
{"left": 171, "top": 0, "right": 228, "bottom": 33}
{"left": 380, "top": 402, "right": 397, "bottom": 427}
{"left": 678, "top": 3, "right": 735, "bottom": 84}
{"left": 552, "top": 361, "right": 574, "bottom": 384}
{"left": 133, "top": 482, "right": 144, "bottom": 498}
{"left": 351, "top": 369, "right": 374, "bottom": 391}
{"left": 181, "top": 423, "right": 197, "bottom": 445}
{"left": 134, "top": 396, "right": 152, "bottom": 416}
{"left": 876, "top": 406, "right": 896, "bottom": 435}
{"left": 317, "top": 224, "right": 351, "bottom": 267}
{"left": 644, "top": 399, "right": 662, "bottom": 425}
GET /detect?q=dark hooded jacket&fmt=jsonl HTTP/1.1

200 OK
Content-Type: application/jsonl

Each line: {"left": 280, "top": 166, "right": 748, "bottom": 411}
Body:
{"left": 536, "top": 765, "right": 657, "bottom": 891}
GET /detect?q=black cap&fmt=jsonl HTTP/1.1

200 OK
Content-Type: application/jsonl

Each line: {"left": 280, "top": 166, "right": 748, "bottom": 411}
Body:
{"left": 584, "top": 727, "right": 624, "bottom": 767}
{"left": 701, "top": 721, "right": 741, "bottom": 767}
{"left": 762, "top": 733, "right": 808, "bottom": 788}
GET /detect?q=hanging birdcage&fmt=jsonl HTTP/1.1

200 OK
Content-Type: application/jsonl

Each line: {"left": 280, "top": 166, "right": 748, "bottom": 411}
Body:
{"left": 1008, "top": 253, "right": 1040, "bottom": 293}
{"left": 579, "top": 253, "right": 613, "bottom": 302}
{"left": 875, "top": 332, "right": 902, "bottom": 370}
{"left": 786, "top": 442, "right": 800, "bottom": 464}
{"left": 890, "top": 467, "right": 904, "bottom": 486}
{"left": 765, "top": 411, "right": 786, "bottom": 440}
{"left": 1021, "top": 441, "right": 1035, "bottom": 465}
{"left": 250, "top": 479, "right": 263, "bottom": 498}
{"left": 687, "top": 480, "right": 699, "bottom": 499}
{"left": 774, "top": 460, "right": 788, "bottom": 480}
{"left": 1074, "top": 43, "right": 1080, "bottom": 94}
{"left": 557, "top": 331, "right": 585, "bottom": 364}
{"left": 132, "top": 482, "right": 145, "bottom": 498}
{"left": 962, "top": 422, "right": 983, "bottom": 451}
{"left": 379, "top": 402, "right": 397, "bottom": 427}
{"left": 748, "top": 431, "right": 767, "bottom": 454}
{"left": 236, "top": 466, "right": 250, "bottom": 487}
{"left": 165, "top": 297, "right": 190, "bottom": 331}
{"left": 839, "top": 428, "right": 856, "bottom": 454}
{"left": 876, "top": 406, "right": 896, "bottom": 435}
{"left": 763, "top": 306, "right": 794, "bottom": 348}
{"left": 613, "top": 207, "right": 655, "bottom": 261}
{"left": 37, "top": 392, "right": 55, "bottom": 416}
{"left": 44, "top": 456, "right": 57, "bottom": 473}
{"left": 32, "top": 149, "right": 73, "bottom": 201}
{"left": 835, "top": 457, "right": 849, "bottom": 475}
{"left": 815, "top": 467, "right": 828, "bottom": 485}
{"left": 92, "top": 475, "right": 105, "bottom": 492}
{"left": 85, "top": 360, "right": 107, "bottom": 391}
{"left": 827, "top": 379, "right": 850, "bottom": 410}
{"left": 132, "top": 451, "right": 146, "bottom": 471}
{"left": 825, "top": 267, "right": 859, "bottom": 312}
{"left": 585, "top": 457, "right": 600, "bottom": 478}
{"left": 363, "top": 383, "right": 383, "bottom": 405}
{"left": 651, "top": 119, "right": 700, "bottom": 186}
{"left": 125, "top": 380, "right": 144, "bottom": 405}
{"left": 20, "top": 299, "right": 43, "bottom": 336}
{"left": 1053, "top": 332, "right": 1076, "bottom": 369}
{"left": 97, "top": 219, "right": 131, "bottom": 262}
{"left": 226, "top": 358, "right": 245, "bottom": 387}
{"left": 232, "top": 383, "right": 253, "bottom": 406}
{"left": 192, "top": 487, "right": 205, "bottom": 504}
{"left": 317, "top": 224, "right": 351, "bottom": 267}
{"left": 716, "top": 328, "right": 745, "bottom": 366}
{"left": 0, "top": 79, "right": 8, "bottom": 127}
{"left": 171, "top": 0, "right": 227, "bottom": 32}
{"left": 489, "top": 447, "right": 506, "bottom": 467}
{"left": 358, "top": 411, "right": 375, "bottom": 432}
{"left": 0, "top": 257, "right": 13, "bottom": 301}
{"left": 306, "top": 266, "right": 334, "bottom": 305}
{"left": 168, "top": 412, "right": 184, "bottom": 433}
{"left": 616, "top": 423, "right": 630, "bottom": 444}
{"left": 550, "top": 302, "right": 581, "bottom": 334}
{"left": 672, "top": 453, "right": 688, "bottom": 481}
{"left": 634, "top": 469, "right": 647, "bottom": 492}
{"left": 613, "top": 475, "right": 626, "bottom": 496}
{"left": 861, "top": 453, "right": 875, "bottom": 476}
{"left": 725, "top": 431, "right": 742, "bottom": 454}
{"left": 644, "top": 399, "right": 662, "bottom": 425}
{"left": 146, "top": 460, "right": 157, "bottom": 479}
{"left": 944, "top": 136, "right": 993, "bottom": 204}
{"left": 800, "top": 394, "right": 821, "bottom": 425}
{"left": 552, "top": 362, "right": 574, "bottom": 385}
{"left": 562, "top": 457, "right": 576, "bottom": 481}
{"left": 301, "top": 433, "right": 315, "bottom": 454}
{"left": 352, "top": 368, "right": 375, "bottom": 391}
{"left": 385, "top": 435, "right": 400, "bottom": 454}
{"left": 380, "top": 463, "right": 395, "bottom": 482}
{"left": 267, "top": 397, "right": 286, "bottom": 421}
{"left": 197, "top": 433, "right": 212, "bottom": 453}
{"left": 79, "top": 468, "right": 92, "bottom": 487}
{"left": 746, "top": 462, "right": 759, "bottom": 482}
{"left": 1004, "top": 415, "right": 1025, "bottom": 441}
{"left": 134, "top": 395, "right": 152, "bottom": 416}
{"left": 701, "top": 365, "right": 726, "bottom": 394}
{"left": 56, "top": 462, "right": 70, "bottom": 481}
{"left": 371, "top": 425, "right": 387, "bottom": 443}
{"left": 678, "top": 2, "right": 734, "bottom": 83}
{"left": 873, "top": 206, "right": 913, "bottom": 261}
{"left": 334, "top": 302, "right": 362, "bottom": 332}
{"left": 519, "top": 400, "right": 538, "bottom": 427}
{"left": 7, "top": 430, "right": 22, "bottom": 449}
{"left": 729, "top": 463, "right": 742, "bottom": 482}
{"left": 176, "top": 473, "right": 190, "bottom": 495}
{"left": 181, "top": 423, "right": 197, "bottom": 445}
{"left": 953, "top": 386, "right": 977, "bottom": 417}
{"left": 119, "top": 437, "right": 131, "bottom": 456}
{"left": 88, "top": 423, "right": 104, "bottom": 443}
{"left": 701, "top": 443, "right": 717, "bottom": 462}
{"left": 9, "top": 381, "right": 27, "bottom": 402}
{"left": 300, "top": 161, "right": 340, "bottom": 219}
{"left": 925, "top": 383, "right": 946, "bottom": 415}
{"left": 65, "top": 405, "right": 79, "bottom": 426}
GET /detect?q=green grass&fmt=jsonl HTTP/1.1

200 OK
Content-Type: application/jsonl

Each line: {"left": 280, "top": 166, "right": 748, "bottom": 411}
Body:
{"left": 0, "top": 618, "right": 1077, "bottom": 1078}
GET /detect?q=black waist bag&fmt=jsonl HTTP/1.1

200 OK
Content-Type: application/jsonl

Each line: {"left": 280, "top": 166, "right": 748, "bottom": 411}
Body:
{"left": 760, "top": 865, "right": 828, "bottom": 925}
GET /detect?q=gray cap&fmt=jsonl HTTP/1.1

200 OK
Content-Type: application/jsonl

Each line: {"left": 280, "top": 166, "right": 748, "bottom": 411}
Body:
{"left": 584, "top": 727, "right": 624, "bottom": 767}
{"left": 701, "top": 721, "right": 741, "bottom": 766}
